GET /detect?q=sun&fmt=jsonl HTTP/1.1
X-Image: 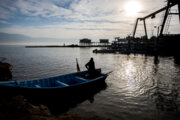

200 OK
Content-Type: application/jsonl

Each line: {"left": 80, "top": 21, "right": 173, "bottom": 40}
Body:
{"left": 124, "top": 1, "right": 142, "bottom": 17}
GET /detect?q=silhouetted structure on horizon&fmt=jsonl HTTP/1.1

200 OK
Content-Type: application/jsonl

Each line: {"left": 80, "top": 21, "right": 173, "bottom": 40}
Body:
{"left": 79, "top": 38, "right": 111, "bottom": 46}
{"left": 79, "top": 38, "right": 92, "bottom": 46}
{"left": 93, "top": 0, "right": 180, "bottom": 56}
{"left": 132, "top": 0, "right": 180, "bottom": 38}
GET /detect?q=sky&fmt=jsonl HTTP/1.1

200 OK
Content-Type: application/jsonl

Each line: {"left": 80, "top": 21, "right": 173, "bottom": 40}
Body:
{"left": 0, "top": 0, "right": 179, "bottom": 44}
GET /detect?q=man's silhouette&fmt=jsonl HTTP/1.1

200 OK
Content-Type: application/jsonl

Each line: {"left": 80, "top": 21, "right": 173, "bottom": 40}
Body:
{"left": 85, "top": 57, "right": 95, "bottom": 76}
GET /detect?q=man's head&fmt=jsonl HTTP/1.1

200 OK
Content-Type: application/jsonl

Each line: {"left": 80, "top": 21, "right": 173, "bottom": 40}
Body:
{"left": 90, "top": 57, "right": 93, "bottom": 61}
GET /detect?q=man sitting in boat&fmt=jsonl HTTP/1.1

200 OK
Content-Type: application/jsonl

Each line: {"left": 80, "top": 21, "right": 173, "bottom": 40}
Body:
{"left": 85, "top": 58, "right": 96, "bottom": 77}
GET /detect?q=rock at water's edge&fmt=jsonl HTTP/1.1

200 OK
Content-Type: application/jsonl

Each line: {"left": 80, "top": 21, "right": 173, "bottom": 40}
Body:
{"left": 0, "top": 62, "right": 12, "bottom": 81}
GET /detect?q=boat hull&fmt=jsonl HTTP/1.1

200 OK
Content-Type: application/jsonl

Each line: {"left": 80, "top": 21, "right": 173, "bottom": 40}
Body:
{"left": 0, "top": 69, "right": 108, "bottom": 98}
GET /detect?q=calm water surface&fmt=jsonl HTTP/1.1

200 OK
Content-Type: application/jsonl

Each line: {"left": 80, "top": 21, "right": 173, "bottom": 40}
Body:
{"left": 0, "top": 45, "right": 180, "bottom": 120}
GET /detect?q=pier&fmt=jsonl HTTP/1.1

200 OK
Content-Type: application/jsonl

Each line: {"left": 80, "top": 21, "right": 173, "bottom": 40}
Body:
{"left": 26, "top": 38, "right": 111, "bottom": 48}
{"left": 25, "top": 44, "right": 111, "bottom": 48}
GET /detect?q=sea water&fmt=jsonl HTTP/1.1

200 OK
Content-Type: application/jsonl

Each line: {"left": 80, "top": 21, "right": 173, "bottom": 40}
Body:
{"left": 0, "top": 45, "right": 180, "bottom": 120}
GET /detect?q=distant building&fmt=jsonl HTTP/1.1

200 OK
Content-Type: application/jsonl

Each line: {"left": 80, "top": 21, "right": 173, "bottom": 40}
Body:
{"left": 79, "top": 38, "right": 91, "bottom": 43}
{"left": 99, "top": 39, "right": 109, "bottom": 43}
{"left": 79, "top": 38, "right": 91, "bottom": 46}
{"left": 115, "top": 37, "right": 128, "bottom": 44}
{"left": 117, "top": 39, "right": 127, "bottom": 43}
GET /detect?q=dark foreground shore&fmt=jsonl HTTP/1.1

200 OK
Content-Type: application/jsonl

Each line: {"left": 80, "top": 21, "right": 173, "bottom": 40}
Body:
{"left": 0, "top": 95, "right": 106, "bottom": 120}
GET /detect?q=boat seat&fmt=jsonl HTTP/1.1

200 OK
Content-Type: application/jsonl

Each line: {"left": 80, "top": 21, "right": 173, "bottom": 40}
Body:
{"left": 75, "top": 77, "right": 87, "bottom": 82}
{"left": 34, "top": 85, "right": 41, "bottom": 88}
{"left": 56, "top": 81, "right": 69, "bottom": 86}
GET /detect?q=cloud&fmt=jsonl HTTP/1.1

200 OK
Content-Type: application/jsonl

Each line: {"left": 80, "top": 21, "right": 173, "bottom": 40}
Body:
{"left": 0, "top": 20, "right": 10, "bottom": 24}
{"left": 0, "top": 20, "right": 132, "bottom": 39}
{"left": 0, "top": 6, "right": 13, "bottom": 19}
{"left": 0, "top": 0, "right": 165, "bottom": 22}
{"left": 14, "top": 0, "right": 72, "bottom": 18}
{"left": 0, "top": 0, "right": 17, "bottom": 19}
{"left": 0, "top": 0, "right": 179, "bottom": 41}
{"left": 0, "top": 0, "right": 169, "bottom": 21}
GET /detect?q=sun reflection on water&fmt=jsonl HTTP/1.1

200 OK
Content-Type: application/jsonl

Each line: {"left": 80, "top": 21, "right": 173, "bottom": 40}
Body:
{"left": 124, "top": 60, "right": 138, "bottom": 93}
{"left": 110, "top": 55, "right": 156, "bottom": 97}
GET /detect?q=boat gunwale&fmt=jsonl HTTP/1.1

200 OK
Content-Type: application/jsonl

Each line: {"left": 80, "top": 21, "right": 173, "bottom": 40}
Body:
{"left": 0, "top": 69, "right": 107, "bottom": 90}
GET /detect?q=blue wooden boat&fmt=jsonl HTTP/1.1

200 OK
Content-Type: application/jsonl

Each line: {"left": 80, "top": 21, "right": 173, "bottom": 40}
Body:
{"left": 0, "top": 69, "right": 109, "bottom": 97}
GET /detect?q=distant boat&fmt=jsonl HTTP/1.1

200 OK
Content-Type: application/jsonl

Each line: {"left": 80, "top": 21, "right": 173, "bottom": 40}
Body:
{"left": 0, "top": 69, "right": 110, "bottom": 97}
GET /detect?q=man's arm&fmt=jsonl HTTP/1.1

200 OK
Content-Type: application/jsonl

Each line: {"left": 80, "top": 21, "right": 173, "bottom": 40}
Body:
{"left": 85, "top": 62, "right": 89, "bottom": 69}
